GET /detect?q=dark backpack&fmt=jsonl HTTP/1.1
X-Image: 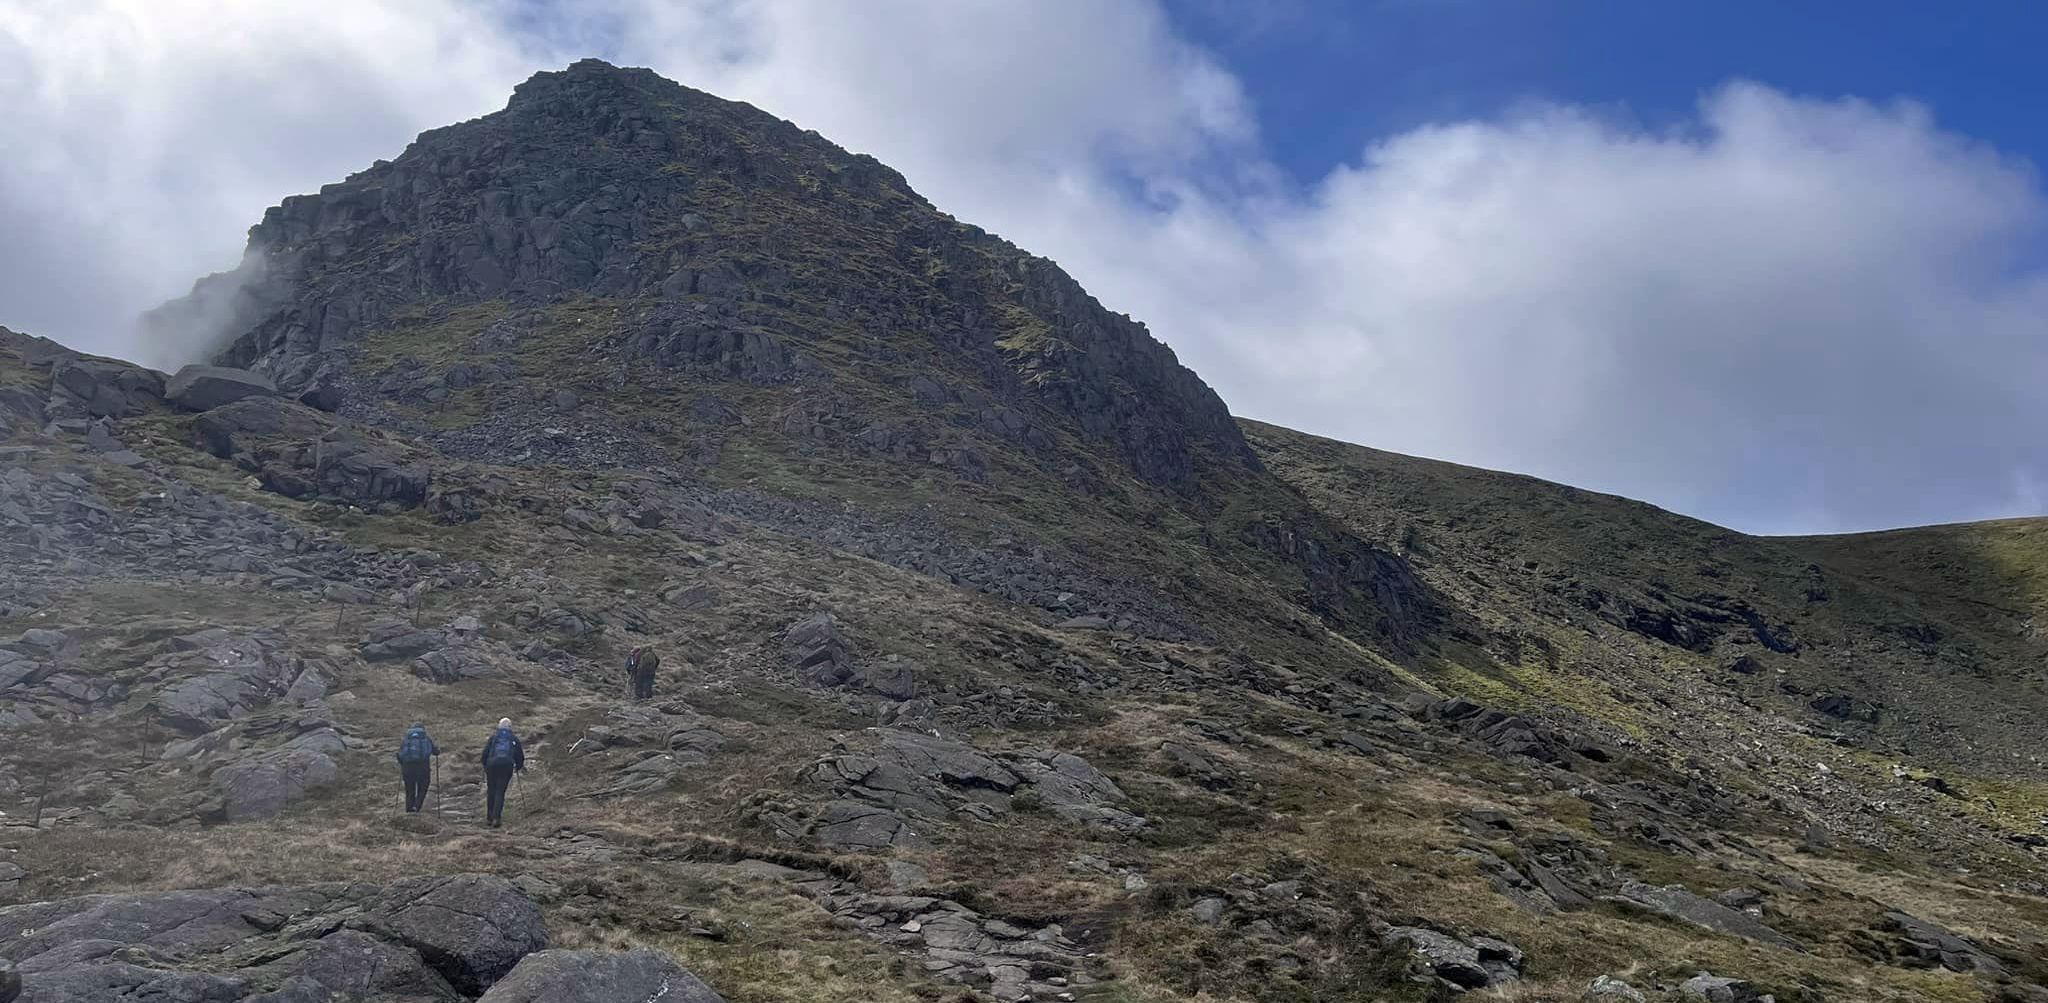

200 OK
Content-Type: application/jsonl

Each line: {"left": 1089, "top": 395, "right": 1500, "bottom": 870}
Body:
{"left": 398, "top": 728, "right": 432, "bottom": 764}
{"left": 485, "top": 730, "right": 519, "bottom": 768}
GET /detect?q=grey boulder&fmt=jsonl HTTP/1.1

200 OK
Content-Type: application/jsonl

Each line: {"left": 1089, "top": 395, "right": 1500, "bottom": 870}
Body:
{"left": 242, "top": 977, "right": 340, "bottom": 1002}
{"left": 1583, "top": 975, "right": 1648, "bottom": 1001}
{"left": 212, "top": 747, "right": 339, "bottom": 820}
{"left": 1382, "top": 926, "right": 1522, "bottom": 990}
{"left": 259, "top": 929, "right": 455, "bottom": 1000}
{"left": 360, "top": 875, "right": 549, "bottom": 995}
{"left": 167, "top": 365, "right": 276, "bottom": 411}
{"left": 49, "top": 358, "right": 163, "bottom": 418}
{"left": 14, "top": 963, "right": 244, "bottom": 1002}
{"left": 477, "top": 949, "right": 725, "bottom": 1003}
{"left": 1609, "top": 882, "right": 1802, "bottom": 952}
{"left": 1680, "top": 973, "right": 1774, "bottom": 1002}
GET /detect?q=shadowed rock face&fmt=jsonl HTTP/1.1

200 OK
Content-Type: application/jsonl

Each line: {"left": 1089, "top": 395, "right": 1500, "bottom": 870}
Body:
{"left": 188, "top": 59, "right": 1252, "bottom": 492}
{"left": 132, "top": 59, "right": 1434, "bottom": 654}
{"left": 360, "top": 875, "right": 551, "bottom": 995}
{"left": 0, "top": 877, "right": 727, "bottom": 1002}
{"left": 804, "top": 729, "right": 1146, "bottom": 850}
{"left": 0, "top": 877, "right": 533, "bottom": 1000}
{"left": 166, "top": 366, "right": 276, "bottom": 412}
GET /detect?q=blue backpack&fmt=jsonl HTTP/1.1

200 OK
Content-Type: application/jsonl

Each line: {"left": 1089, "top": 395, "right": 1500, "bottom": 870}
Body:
{"left": 398, "top": 728, "right": 433, "bottom": 764}
{"left": 485, "top": 729, "right": 519, "bottom": 768}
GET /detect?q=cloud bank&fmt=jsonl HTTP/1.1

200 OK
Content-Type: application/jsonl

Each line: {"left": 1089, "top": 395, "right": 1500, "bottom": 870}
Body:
{"left": 4, "top": 1, "right": 2046, "bottom": 534}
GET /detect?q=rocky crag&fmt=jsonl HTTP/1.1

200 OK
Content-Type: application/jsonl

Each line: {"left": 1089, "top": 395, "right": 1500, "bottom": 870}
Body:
{"left": 0, "top": 60, "right": 2043, "bottom": 1003}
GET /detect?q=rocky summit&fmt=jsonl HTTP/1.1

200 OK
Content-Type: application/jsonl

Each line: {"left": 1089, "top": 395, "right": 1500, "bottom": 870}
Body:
{"left": 1, "top": 59, "right": 2045, "bottom": 1003}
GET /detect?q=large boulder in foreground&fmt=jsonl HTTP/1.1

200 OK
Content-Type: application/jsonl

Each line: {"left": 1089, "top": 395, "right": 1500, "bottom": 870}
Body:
{"left": 478, "top": 949, "right": 726, "bottom": 1003}
{"left": 360, "top": 875, "right": 550, "bottom": 995}
{"left": 0, "top": 876, "right": 547, "bottom": 1001}
{"left": 168, "top": 365, "right": 277, "bottom": 411}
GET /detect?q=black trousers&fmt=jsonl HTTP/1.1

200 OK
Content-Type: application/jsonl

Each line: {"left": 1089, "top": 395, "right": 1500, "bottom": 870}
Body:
{"left": 484, "top": 764, "right": 515, "bottom": 826}
{"left": 632, "top": 671, "right": 655, "bottom": 699}
{"left": 401, "top": 761, "right": 432, "bottom": 812}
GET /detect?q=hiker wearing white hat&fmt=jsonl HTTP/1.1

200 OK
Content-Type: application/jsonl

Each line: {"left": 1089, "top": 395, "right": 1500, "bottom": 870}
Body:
{"left": 479, "top": 717, "right": 526, "bottom": 828}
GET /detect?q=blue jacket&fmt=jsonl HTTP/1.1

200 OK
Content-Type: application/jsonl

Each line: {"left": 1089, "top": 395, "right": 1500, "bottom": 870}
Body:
{"left": 396, "top": 727, "right": 438, "bottom": 764}
{"left": 481, "top": 728, "right": 525, "bottom": 770}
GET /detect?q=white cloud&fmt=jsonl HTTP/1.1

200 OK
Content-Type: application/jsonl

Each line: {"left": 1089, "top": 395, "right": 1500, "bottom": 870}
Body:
{"left": 3, "top": 1, "right": 2046, "bottom": 534}
{"left": 0, "top": 1, "right": 540, "bottom": 365}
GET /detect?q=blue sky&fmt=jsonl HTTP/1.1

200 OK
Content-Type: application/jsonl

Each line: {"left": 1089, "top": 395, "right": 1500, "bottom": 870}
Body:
{"left": 5, "top": 2, "right": 2048, "bottom": 535}
{"left": 1170, "top": 0, "right": 2047, "bottom": 189}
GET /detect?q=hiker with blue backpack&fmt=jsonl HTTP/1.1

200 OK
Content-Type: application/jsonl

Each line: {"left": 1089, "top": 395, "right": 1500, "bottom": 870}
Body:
{"left": 395, "top": 723, "right": 440, "bottom": 813}
{"left": 480, "top": 717, "right": 526, "bottom": 828}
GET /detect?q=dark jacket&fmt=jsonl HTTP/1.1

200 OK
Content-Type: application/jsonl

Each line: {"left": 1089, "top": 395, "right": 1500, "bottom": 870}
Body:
{"left": 628, "top": 650, "right": 660, "bottom": 677}
{"left": 480, "top": 727, "right": 525, "bottom": 770}
{"left": 396, "top": 727, "right": 439, "bottom": 764}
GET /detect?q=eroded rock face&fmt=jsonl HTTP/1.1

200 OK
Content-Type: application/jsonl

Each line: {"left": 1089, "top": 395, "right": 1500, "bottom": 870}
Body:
{"left": 0, "top": 877, "right": 548, "bottom": 1001}
{"left": 1879, "top": 911, "right": 2007, "bottom": 974}
{"left": 187, "top": 395, "right": 448, "bottom": 512}
{"left": 48, "top": 357, "right": 164, "bottom": 419}
{"left": 1382, "top": 926, "right": 1524, "bottom": 991}
{"left": 1424, "top": 697, "right": 1613, "bottom": 765}
{"left": 360, "top": 618, "right": 448, "bottom": 661}
{"left": 412, "top": 645, "right": 502, "bottom": 685}
{"left": 176, "top": 60, "right": 1254, "bottom": 496}
{"left": 150, "top": 630, "right": 302, "bottom": 734}
{"left": 1609, "top": 883, "right": 1801, "bottom": 952}
{"left": 193, "top": 396, "right": 334, "bottom": 460}
{"left": 806, "top": 730, "right": 1145, "bottom": 849}
{"left": 477, "top": 949, "right": 725, "bottom": 1003}
{"left": 167, "top": 366, "right": 277, "bottom": 412}
{"left": 359, "top": 875, "right": 550, "bottom": 995}
{"left": 781, "top": 614, "right": 929, "bottom": 700}
{"left": 781, "top": 867, "right": 1102, "bottom": 1003}
{"left": 0, "top": 387, "right": 46, "bottom": 429}
{"left": 315, "top": 431, "right": 430, "bottom": 508}
{"left": 258, "top": 929, "right": 456, "bottom": 1000}
{"left": 212, "top": 746, "right": 339, "bottom": 821}
{"left": 785, "top": 611, "right": 856, "bottom": 687}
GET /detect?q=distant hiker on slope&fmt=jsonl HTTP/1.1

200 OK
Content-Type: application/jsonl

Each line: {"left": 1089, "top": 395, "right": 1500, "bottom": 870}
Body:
{"left": 395, "top": 723, "right": 440, "bottom": 813}
{"left": 627, "top": 645, "right": 660, "bottom": 700}
{"left": 480, "top": 717, "right": 525, "bottom": 829}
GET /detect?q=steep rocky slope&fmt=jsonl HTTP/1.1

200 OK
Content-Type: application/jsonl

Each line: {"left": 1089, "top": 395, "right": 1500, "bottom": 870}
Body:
{"left": 0, "top": 60, "right": 2043, "bottom": 1003}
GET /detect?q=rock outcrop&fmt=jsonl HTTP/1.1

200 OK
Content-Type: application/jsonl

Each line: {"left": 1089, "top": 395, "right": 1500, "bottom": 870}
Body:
{"left": 477, "top": 949, "right": 725, "bottom": 1003}
{"left": 1608, "top": 883, "right": 1802, "bottom": 952}
{"left": 172, "top": 59, "right": 1255, "bottom": 494}
{"left": 1382, "top": 926, "right": 1524, "bottom": 991}
{"left": 800, "top": 729, "right": 1145, "bottom": 850}
{"left": 0, "top": 877, "right": 546, "bottom": 1001}
{"left": 167, "top": 365, "right": 277, "bottom": 411}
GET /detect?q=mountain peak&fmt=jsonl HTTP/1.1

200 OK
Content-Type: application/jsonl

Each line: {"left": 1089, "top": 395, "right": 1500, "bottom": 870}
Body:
{"left": 505, "top": 57, "right": 694, "bottom": 118}
{"left": 182, "top": 62, "right": 1257, "bottom": 493}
